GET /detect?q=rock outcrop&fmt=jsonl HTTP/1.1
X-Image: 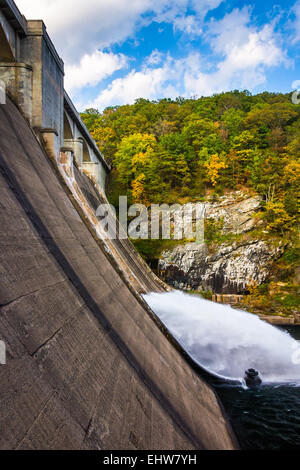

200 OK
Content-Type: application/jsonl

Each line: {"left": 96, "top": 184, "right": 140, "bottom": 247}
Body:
{"left": 205, "top": 192, "right": 261, "bottom": 234}
{"left": 159, "top": 240, "right": 280, "bottom": 294}
{"left": 159, "top": 193, "right": 281, "bottom": 294}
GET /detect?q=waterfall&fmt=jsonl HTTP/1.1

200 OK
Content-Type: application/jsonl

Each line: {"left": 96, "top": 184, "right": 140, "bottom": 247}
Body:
{"left": 143, "top": 291, "right": 300, "bottom": 384}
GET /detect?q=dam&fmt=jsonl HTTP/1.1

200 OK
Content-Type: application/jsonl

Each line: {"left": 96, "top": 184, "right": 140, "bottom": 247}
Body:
{"left": 0, "top": 0, "right": 237, "bottom": 450}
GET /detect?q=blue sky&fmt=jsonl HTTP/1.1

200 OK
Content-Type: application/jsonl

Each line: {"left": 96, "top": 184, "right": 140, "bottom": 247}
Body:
{"left": 16, "top": 0, "right": 300, "bottom": 110}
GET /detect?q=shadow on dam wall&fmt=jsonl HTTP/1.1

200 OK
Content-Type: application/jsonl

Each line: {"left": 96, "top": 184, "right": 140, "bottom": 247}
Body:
{"left": 0, "top": 97, "right": 237, "bottom": 450}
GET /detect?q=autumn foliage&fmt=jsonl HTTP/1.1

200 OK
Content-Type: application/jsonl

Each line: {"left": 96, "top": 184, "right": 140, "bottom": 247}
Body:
{"left": 81, "top": 91, "right": 299, "bottom": 234}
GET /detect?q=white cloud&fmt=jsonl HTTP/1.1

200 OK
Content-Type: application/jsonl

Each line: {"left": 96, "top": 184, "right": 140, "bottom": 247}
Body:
{"left": 185, "top": 8, "right": 289, "bottom": 96}
{"left": 15, "top": 0, "right": 223, "bottom": 62}
{"left": 153, "top": 0, "right": 223, "bottom": 26}
{"left": 206, "top": 7, "right": 288, "bottom": 67}
{"left": 83, "top": 7, "right": 290, "bottom": 111}
{"left": 15, "top": 1, "right": 290, "bottom": 110}
{"left": 172, "top": 0, "right": 223, "bottom": 34}
{"left": 206, "top": 6, "right": 252, "bottom": 54}
{"left": 146, "top": 49, "right": 164, "bottom": 66}
{"left": 84, "top": 54, "right": 202, "bottom": 110}
{"left": 291, "top": 0, "right": 300, "bottom": 43}
{"left": 64, "top": 51, "right": 127, "bottom": 92}
{"left": 15, "top": 0, "right": 224, "bottom": 105}
{"left": 173, "top": 15, "right": 202, "bottom": 35}
{"left": 86, "top": 57, "right": 181, "bottom": 110}
{"left": 191, "top": 0, "right": 223, "bottom": 15}
{"left": 16, "top": 0, "right": 154, "bottom": 61}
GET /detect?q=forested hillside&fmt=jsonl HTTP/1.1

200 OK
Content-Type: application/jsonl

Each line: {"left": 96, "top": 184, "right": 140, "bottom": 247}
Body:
{"left": 81, "top": 90, "right": 299, "bottom": 317}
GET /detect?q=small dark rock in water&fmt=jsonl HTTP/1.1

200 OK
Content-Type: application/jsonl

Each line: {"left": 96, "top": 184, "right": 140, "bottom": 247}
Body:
{"left": 244, "top": 369, "right": 262, "bottom": 389}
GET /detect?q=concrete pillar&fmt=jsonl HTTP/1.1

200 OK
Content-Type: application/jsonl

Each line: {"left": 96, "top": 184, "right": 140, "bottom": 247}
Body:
{"left": 64, "top": 138, "right": 83, "bottom": 168}
{"left": 19, "top": 21, "right": 64, "bottom": 144}
{"left": 40, "top": 128, "right": 59, "bottom": 160}
{"left": 224, "top": 295, "right": 234, "bottom": 304}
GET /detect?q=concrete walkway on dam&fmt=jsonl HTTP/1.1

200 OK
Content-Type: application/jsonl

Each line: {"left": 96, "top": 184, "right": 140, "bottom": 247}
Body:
{"left": 0, "top": 97, "right": 237, "bottom": 450}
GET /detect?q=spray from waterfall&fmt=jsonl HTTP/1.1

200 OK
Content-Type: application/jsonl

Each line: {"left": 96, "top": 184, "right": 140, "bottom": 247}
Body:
{"left": 143, "top": 291, "right": 300, "bottom": 384}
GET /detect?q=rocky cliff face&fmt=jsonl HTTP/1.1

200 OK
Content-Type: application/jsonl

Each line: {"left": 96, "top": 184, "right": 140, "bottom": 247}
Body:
{"left": 159, "top": 239, "right": 281, "bottom": 294}
{"left": 159, "top": 193, "right": 282, "bottom": 294}
{"left": 205, "top": 192, "right": 261, "bottom": 234}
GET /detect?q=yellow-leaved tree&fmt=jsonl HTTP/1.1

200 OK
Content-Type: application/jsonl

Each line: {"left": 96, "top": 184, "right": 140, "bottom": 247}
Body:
{"left": 264, "top": 201, "right": 296, "bottom": 233}
{"left": 205, "top": 153, "right": 227, "bottom": 186}
{"left": 131, "top": 173, "right": 149, "bottom": 205}
{"left": 115, "top": 133, "right": 157, "bottom": 203}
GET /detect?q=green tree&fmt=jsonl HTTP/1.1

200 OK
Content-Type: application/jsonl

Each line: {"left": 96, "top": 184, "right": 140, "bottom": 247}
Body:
{"left": 114, "top": 133, "right": 156, "bottom": 192}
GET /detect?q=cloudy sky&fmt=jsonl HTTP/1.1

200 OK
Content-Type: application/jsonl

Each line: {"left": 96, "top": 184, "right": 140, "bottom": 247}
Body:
{"left": 15, "top": 0, "right": 300, "bottom": 111}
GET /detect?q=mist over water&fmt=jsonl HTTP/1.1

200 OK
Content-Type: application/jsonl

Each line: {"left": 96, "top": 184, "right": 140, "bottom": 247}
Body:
{"left": 144, "top": 291, "right": 300, "bottom": 384}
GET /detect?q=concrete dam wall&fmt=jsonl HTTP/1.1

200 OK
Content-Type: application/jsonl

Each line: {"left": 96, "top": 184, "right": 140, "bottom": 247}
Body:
{"left": 0, "top": 96, "right": 236, "bottom": 450}
{"left": 0, "top": 0, "right": 237, "bottom": 450}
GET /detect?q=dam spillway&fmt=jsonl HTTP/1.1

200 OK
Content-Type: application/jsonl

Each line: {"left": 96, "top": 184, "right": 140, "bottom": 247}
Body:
{"left": 144, "top": 291, "right": 300, "bottom": 385}
{"left": 0, "top": 96, "right": 237, "bottom": 450}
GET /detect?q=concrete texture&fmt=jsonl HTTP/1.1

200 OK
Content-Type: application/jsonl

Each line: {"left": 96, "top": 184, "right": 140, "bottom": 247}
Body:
{"left": 0, "top": 97, "right": 237, "bottom": 450}
{"left": 71, "top": 163, "right": 166, "bottom": 294}
{"left": 0, "top": 62, "right": 32, "bottom": 120}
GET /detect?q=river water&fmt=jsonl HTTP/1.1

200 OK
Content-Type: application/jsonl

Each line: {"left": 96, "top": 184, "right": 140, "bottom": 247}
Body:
{"left": 144, "top": 291, "right": 300, "bottom": 450}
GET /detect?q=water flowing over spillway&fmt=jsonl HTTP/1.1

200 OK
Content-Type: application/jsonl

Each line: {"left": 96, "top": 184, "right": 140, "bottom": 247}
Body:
{"left": 144, "top": 291, "right": 300, "bottom": 384}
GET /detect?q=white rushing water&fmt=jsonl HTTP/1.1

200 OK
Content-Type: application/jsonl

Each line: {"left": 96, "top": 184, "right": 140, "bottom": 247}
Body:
{"left": 143, "top": 291, "right": 300, "bottom": 384}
